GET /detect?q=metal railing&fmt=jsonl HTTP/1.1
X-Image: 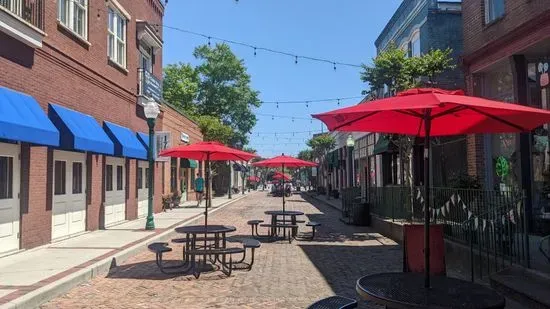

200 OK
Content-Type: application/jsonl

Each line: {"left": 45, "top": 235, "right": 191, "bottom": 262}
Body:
{"left": 368, "top": 186, "right": 413, "bottom": 221}
{"left": 367, "top": 186, "right": 530, "bottom": 280}
{"left": 341, "top": 187, "right": 361, "bottom": 224}
{"left": 0, "top": 0, "right": 44, "bottom": 30}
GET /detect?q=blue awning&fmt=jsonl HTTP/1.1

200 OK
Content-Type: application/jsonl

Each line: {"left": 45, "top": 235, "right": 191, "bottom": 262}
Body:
{"left": 103, "top": 121, "right": 147, "bottom": 159}
{"left": 0, "top": 86, "right": 59, "bottom": 146}
{"left": 136, "top": 132, "right": 150, "bottom": 148}
{"left": 48, "top": 104, "right": 114, "bottom": 154}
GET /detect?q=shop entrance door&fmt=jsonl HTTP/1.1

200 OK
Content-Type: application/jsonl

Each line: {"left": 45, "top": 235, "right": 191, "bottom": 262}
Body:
{"left": 0, "top": 143, "right": 20, "bottom": 254}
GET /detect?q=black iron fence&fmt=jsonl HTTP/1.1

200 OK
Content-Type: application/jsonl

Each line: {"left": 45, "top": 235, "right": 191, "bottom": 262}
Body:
{"left": 0, "top": 0, "right": 45, "bottom": 30}
{"left": 368, "top": 186, "right": 530, "bottom": 280}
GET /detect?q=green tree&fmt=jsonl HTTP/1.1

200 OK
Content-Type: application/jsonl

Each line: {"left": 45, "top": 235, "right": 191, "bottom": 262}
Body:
{"left": 162, "top": 63, "right": 199, "bottom": 115}
{"left": 196, "top": 115, "right": 234, "bottom": 144}
{"left": 307, "top": 134, "right": 336, "bottom": 188}
{"left": 193, "top": 43, "right": 261, "bottom": 145}
{"left": 242, "top": 146, "right": 257, "bottom": 154}
{"left": 297, "top": 149, "right": 313, "bottom": 162}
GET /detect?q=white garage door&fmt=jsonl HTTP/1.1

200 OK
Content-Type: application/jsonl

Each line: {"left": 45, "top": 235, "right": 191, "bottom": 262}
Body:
{"left": 105, "top": 157, "right": 126, "bottom": 226}
{"left": 0, "top": 143, "right": 20, "bottom": 254}
{"left": 52, "top": 150, "right": 86, "bottom": 241}
{"left": 137, "top": 161, "right": 148, "bottom": 218}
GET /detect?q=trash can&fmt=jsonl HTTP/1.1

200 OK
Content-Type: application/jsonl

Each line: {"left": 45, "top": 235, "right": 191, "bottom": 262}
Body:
{"left": 351, "top": 198, "right": 370, "bottom": 226}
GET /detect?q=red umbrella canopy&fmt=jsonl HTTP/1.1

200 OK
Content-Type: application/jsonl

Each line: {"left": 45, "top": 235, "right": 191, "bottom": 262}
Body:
{"left": 159, "top": 141, "right": 257, "bottom": 161}
{"left": 312, "top": 88, "right": 550, "bottom": 136}
{"left": 248, "top": 175, "right": 260, "bottom": 182}
{"left": 272, "top": 173, "right": 291, "bottom": 181}
{"left": 252, "top": 154, "right": 317, "bottom": 168}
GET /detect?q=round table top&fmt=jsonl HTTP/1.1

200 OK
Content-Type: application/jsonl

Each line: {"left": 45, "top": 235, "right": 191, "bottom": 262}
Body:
{"left": 356, "top": 273, "right": 505, "bottom": 309}
{"left": 264, "top": 210, "right": 304, "bottom": 216}
{"left": 175, "top": 225, "right": 237, "bottom": 234}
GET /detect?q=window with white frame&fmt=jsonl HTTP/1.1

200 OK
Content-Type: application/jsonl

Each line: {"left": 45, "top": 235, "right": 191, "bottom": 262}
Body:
{"left": 108, "top": 7, "right": 127, "bottom": 68}
{"left": 410, "top": 31, "right": 420, "bottom": 57}
{"left": 485, "top": 0, "right": 505, "bottom": 24}
{"left": 58, "top": 0, "right": 88, "bottom": 40}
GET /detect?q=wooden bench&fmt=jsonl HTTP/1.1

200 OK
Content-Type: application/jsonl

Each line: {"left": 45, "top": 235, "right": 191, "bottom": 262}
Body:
{"left": 260, "top": 223, "right": 299, "bottom": 243}
{"left": 247, "top": 219, "right": 264, "bottom": 237}
{"left": 306, "top": 221, "right": 321, "bottom": 240}
{"left": 307, "top": 296, "right": 358, "bottom": 309}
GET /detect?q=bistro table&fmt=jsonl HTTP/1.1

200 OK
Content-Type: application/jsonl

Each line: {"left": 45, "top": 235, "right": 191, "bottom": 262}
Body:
{"left": 174, "top": 225, "right": 237, "bottom": 271}
{"left": 264, "top": 210, "right": 304, "bottom": 237}
{"left": 356, "top": 272, "right": 505, "bottom": 309}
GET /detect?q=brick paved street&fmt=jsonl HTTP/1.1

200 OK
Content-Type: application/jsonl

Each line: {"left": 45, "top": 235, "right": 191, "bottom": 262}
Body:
{"left": 41, "top": 191, "right": 401, "bottom": 309}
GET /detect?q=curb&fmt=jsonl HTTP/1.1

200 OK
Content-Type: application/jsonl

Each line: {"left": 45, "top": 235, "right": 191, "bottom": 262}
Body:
{"left": 1, "top": 194, "right": 249, "bottom": 309}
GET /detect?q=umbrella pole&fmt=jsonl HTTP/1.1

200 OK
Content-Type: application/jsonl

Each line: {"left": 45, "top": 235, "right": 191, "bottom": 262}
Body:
{"left": 282, "top": 163, "right": 286, "bottom": 213}
{"left": 205, "top": 153, "right": 211, "bottom": 255}
{"left": 423, "top": 111, "right": 432, "bottom": 288}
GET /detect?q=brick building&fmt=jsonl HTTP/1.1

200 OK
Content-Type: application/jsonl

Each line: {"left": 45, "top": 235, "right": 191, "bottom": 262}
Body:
{"left": 358, "top": 0, "right": 466, "bottom": 190}
{"left": 462, "top": 0, "right": 550, "bottom": 233}
{"left": 0, "top": 0, "right": 200, "bottom": 256}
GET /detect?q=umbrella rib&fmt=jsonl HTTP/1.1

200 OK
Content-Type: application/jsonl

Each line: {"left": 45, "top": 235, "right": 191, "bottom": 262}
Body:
{"left": 333, "top": 111, "right": 379, "bottom": 130}
{"left": 395, "top": 110, "right": 424, "bottom": 118}
{"left": 465, "top": 106, "right": 528, "bottom": 131}
{"left": 431, "top": 106, "right": 467, "bottom": 119}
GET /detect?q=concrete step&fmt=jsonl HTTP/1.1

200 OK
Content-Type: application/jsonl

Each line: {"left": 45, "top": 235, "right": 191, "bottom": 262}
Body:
{"left": 490, "top": 266, "right": 550, "bottom": 309}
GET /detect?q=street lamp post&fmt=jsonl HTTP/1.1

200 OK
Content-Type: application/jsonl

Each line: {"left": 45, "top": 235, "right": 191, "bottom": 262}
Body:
{"left": 144, "top": 100, "right": 160, "bottom": 230}
{"left": 228, "top": 161, "right": 232, "bottom": 199}
{"left": 346, "top": 134, "right": 355, "bottom": 188}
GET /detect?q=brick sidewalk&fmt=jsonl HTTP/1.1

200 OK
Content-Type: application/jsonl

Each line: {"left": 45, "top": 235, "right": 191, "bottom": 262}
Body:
{"left": 41, "top": 192, "right": 401, "bottom": 309}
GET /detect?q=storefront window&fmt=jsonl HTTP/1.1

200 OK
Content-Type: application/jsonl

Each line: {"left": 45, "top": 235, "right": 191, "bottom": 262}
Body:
{"left": 479, "top": 61, "right": 519, "bottom": 191}
{"left": 170, "top": 158, "right": 177, "bottom": 193}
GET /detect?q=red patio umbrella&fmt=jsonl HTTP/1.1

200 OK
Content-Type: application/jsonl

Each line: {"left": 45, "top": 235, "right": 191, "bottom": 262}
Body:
{"left": 248, "top": 175, "right": 260, "bottom": 182}
{"left": 312, "top": 88, "right": 550, "bottom": 287}
{"left": 272, "top": 173, "right": 291, "bottom": 181}
{"left": 253, "top": 154, "right": 316, "bottom": 212}
{"left": 159, "top": 141, "right": 257, "bottom": 228}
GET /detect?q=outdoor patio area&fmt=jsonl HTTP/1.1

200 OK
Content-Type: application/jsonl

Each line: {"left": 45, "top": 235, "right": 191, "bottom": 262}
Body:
{"left": 40, "top": 191, "right": 403, "bottom": 309}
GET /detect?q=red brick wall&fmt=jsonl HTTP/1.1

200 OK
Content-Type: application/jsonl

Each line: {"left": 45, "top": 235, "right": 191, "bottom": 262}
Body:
{"left": 0, "top": 0, "right": 165, "bottom": 248}
{"left": 86, "top": 153, "right": 103, "bottom": 231}
{"left": 161, "top": 104, "right": 204, "bottom": 199}
{"left": 126, "top": 159, "right": 137, "bottom": 220}
{"left": 463, "top": 0, "right": 550, "bottom": 56}
{"left": 20, "top": 145, "right": 52, "bottom": 249}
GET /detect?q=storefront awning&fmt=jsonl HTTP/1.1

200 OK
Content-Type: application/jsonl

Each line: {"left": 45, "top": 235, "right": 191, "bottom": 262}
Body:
{"left": 372, "top": 135, "right": 396, "bottom": 155}
{"left": 103, "top": 121, "right": 147, "bottom": 159}
{"left": 180, "top": 158, "right": 198, "bottom": 168}
{"left": 48, "top": 104, "right": 114, "bottom": 154}
{"left": 233, "top": 163, "right": 244, "bottom": 171}
{"left": 136, "top": 132, "right": 150, "bottom": 148}
{"left": 0, "top": 86, "right": 59, "bottom": 146}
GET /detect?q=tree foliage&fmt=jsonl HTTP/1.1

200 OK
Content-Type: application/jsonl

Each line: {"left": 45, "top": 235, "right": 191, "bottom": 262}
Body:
{"left": 196, "top": 115, "right": 234, "bottom": 144}
{"left": 162, "top": 43, "right": 261, "bottom": 146}
{"left": 297, "top": 149, "right": 313, "bottom": 162}
{"left": 242, "top": 146, "right": 257, "bottom": 154}
{"left": 163, "top": 63, "right": 199, "bottom": 115}
{"left": 194, "top": 43, "right": 261, "bottom": 145}
{"left": 360, "top": 43, "right": 455, "bottom": 98}
{"left": 306, "top": 134, "right": 336, "bottom": 158}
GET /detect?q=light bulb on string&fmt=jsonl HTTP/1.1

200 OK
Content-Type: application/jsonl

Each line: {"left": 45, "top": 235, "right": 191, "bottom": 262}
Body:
{"left": 253, "top": 47, "right": 257, "bottom": 56}
{"left": 208, "top": 36, "right": 211, "bottom": 46}
{"left": 333, "top": 62, "right": 336, "bottom": 70}
{"left": 305, "top": 101, "right": 309, "bottom": 108}
{"left": 271, "top": 115, "right": 274, "bottom": 120}
{"left": 310, "top": 119, "right": 312, "bottom": 124}
{"left": 292, "top": 117, "right": 294, "bottom": 122}
{"left": 337, "top": 99, "right": 340, "bottom": 106}
{"left": 295, "top": 56, "right": 298, "bottom": 64}
{"left": 276, "top": 102, "right": 279, "bottom": 109}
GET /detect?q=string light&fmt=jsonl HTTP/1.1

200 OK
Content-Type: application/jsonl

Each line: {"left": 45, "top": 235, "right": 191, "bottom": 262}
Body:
{"left": 160, "top": 25, "right": 363, "bottom": 69}
{"left": 252, "top": 130, "right": 323, "bottom": 135}
{"left": 208, "top": 36, "right": 211, "bottom": 46}
{"left": 260, "top": 95, "right": 362, "bottom": 105}
{"left": 333, "top": 62, "right": 336, "bottom": 70}
{"left": 337, "top": 99, "right": 340, "bottom": 106}
{"left": 254, "top": 47, "right": 257, "bottom": 56}
{"left": 256, "top": 113, "right": 316, "bottom": 121}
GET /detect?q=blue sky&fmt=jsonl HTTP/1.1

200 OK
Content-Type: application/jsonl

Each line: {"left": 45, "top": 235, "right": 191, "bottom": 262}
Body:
{"left": 163, "top": 0, "right": 402, "bottom": 158}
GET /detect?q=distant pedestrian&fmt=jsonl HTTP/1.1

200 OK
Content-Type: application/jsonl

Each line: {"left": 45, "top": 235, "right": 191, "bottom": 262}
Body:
{"left": 195, "top": 173, "right": 204, "bottom": 207}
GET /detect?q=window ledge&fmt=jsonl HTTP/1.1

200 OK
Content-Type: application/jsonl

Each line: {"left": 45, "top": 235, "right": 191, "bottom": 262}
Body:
{"left": 108, "top": 58, "right": 129, "bottom": 73}
{"left": 484, "top": 15, "right": 505, "bottom": 29}
{"left": 0, "top": 6, "right": 46, "bottom": 48}
{"left": 57, "top": 21, "right": 91, "bottom": 46}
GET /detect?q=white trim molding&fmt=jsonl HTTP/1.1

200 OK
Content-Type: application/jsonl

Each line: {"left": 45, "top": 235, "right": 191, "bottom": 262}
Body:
{"left": 0, "top": 5, "right": 45, "bottom": 48}
{"left": 136, "top": 20, "right": 163, "bottom": 54}
{"left": 107, "top": 0, "right": 131, "bottom": 20}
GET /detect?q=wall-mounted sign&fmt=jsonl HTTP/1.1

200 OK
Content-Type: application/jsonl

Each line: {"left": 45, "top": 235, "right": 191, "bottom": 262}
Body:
{"left": 537, "top": 61, "right": 549, "bottom": 88}
{"left": 180, "top": 132, "right": 190, "bottom": 143}
{"left": 143, "top": 70, "right": 163, "bottom": 102}
{"left": 155, "top": 131, "right": 171, "bottom": 162}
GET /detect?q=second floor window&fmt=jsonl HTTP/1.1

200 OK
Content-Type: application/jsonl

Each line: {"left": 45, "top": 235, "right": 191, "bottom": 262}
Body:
{"left": 58, "top": 0, "right": 88, "bottom": 40}
{"left": 410, "top": 31, "right": 420, "bottom": 57}
{"left": 108, "top": 7, "right": 127, "bottom": 68}
{"left": 485, "top": 0, "right": 505, "bottom": 24}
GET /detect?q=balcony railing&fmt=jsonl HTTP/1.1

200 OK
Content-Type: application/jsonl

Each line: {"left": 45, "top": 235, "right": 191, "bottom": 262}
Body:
{"left": 137, "top": 68, "right": 162, "bottom": 102}
{"left": 0, "top": 0, "right": 44, "bottom": 30}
